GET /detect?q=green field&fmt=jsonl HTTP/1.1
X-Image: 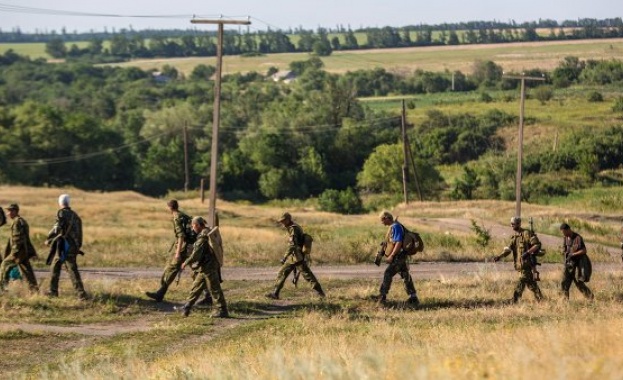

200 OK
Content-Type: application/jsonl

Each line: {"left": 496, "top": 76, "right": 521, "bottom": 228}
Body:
{"left": 3, "top": 38, "right": 623, "bottom": 77}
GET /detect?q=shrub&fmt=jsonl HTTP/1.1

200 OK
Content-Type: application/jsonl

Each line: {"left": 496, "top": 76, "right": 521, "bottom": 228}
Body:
{"left": 587, "top": 91, "right": 603, "bottom": 102}
{"left": 612, "top": 96, "right": 623, "bottom": 113}
{"left": 318, "top": 188, "right": 364, "bottom": 214}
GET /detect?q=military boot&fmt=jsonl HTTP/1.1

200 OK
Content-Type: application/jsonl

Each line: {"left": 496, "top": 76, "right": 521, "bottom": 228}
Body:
{"left": 265, "top": 291, "right": 279, "bottom": 300}
{"left": 211, "top": 307, "right": 229, "bottom": 318}
{"left": 313, "top": 283, "right": 326, "bottom": 298}
{"left": 512, "top": 291, "right": 521, "bottom": 304}
{"left": 407, "top": 293, "right": 420, "bottom": 306}
{"left": 174, "top": 304, "right": 192, "bottom": 317}
{"left": 196, "top": 292, "right": 214, "bottom": 307}
{"left": 145, "top": 287, "right": 166, "bottom": 302}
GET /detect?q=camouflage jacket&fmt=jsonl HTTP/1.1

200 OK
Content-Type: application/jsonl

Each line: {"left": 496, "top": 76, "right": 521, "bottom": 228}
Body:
{"left": 502, "top": 228, "right": 542, "bottom": 271}
{"left": 283, "top": 222, "right": 305, "bottom": 262}
{"left": 48, "top": 207, "right": 82, "bottom": 249}
{"left": 7, "top": 216, "right": 36, "bottom": 261}
{"left": 183, "top": 228, "right": 217, "bottom": 272}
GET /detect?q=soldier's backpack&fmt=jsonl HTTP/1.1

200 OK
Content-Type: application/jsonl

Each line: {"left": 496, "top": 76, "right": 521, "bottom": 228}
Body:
{"left": 179, "top": 213, "right": 197, "bottom": 244}
{"left": 0, "top": 207, "right": 6, "bottom": 227}
{"left": 398, "top": 222, "right": 424, "bottom": 255}
{"left": 302, "top": 233, "right": 313, "bottom": 256}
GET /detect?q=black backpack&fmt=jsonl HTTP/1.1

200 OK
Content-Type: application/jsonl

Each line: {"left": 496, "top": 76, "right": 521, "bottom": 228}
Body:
{"left": 179, "top": 213, "right": 197, "bottom": 244}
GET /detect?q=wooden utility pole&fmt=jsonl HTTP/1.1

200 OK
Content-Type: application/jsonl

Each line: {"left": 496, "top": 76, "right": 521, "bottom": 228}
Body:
{"left": 191, "top": 17, "right": 251, "bottom": 227}
{"left": 503, "top": 73, "right": 545, "bottom": 218}
{"left": 183, "top": 121, "right": 189, "bottom": 192}
{"left": 401, "top": 100, "right": 409, "bottom": 204}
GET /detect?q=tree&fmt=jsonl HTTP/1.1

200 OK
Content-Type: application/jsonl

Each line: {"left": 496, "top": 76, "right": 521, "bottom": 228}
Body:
{"left": 45, "top": 38, "right": 67, "bottom": 58}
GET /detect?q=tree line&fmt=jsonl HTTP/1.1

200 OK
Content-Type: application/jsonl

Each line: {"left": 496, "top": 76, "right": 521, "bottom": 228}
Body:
{"left": 1, "top": 50, "right": 623, "bottom": 211}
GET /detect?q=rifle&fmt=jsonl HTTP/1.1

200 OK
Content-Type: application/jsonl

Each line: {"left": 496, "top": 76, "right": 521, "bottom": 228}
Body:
{"left": 374, "top": 241, "right": 387, "bottom": 266}
{"left": 525, "top": 217, "right": 541, "bottom": 281}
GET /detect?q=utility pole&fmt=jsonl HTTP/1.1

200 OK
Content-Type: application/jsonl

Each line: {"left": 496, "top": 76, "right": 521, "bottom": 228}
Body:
{"left": 183, "top": 121, "right": 189, "bottom": 192}
{"left": 503, "top": 73, "right": 545, "bottom": 218}
{"left": 401, "top": 100, "right": 409, "bottom": 204}
{"left": 191, "top": 17, "right": 251, "bottom": 227}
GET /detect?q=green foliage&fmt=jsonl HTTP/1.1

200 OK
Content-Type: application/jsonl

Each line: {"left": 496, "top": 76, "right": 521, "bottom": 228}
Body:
{"left": 533, "top": 85, "right": 554, "bottom": 104}
{"left": 613, "top": 96, "right": 623, "bottom": 112}
{"left": 450, "top": 166, "right": 481, "bottom": 200}
{"left": 317, "top": 188, "right": 364, "bottom": 214}
{"left": 470, "top": 219, "right": 491, "bottom": 247}
{"left": 587, "top": 91, "right": 604, "bottom": 102}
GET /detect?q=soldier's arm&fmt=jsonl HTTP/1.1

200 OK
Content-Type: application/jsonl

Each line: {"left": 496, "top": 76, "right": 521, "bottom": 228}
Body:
{"left": 10, "top": 219, "right": 26, "bottom": 255}
{"left": 173, "top": 216, "right": 186, "bottom": 257}
{"left": 567, "top": 236, "right": 587, "bottom": 258}
{"left": 528, "top": 232, "right": 543, "bottom": 255}
{"left": 183, "top": 238, "right": 205, "bottom": 268}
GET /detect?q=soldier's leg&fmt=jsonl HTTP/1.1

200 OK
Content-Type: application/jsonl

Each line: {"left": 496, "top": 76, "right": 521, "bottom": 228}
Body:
{"left": 17, "top": 259, "right": 38, "bottom": 292}
{"left": 205, "top": 268, "right": 228, "bottom": 317}
{"left": 398, "top": 264, "right": 418, "bottom": 303}
{"left": 0, "top": 258, "right": 16, "bottom": 290}
{"left": 526, "top": 279, "right": 543, "bottom": 301}
{"left": 268, "top": 262, "right": 295, "bottom": 298}
{"left": 561, "top": 269, "right": 573, "bottom": 299}
{"left": 298, "top": 262, "right": 325, "bottom": 297}
{"left": 64, "top": 254, "right": 87, "bottom": 298}
{"left": 379, "top": 263, "right": 400, "bottom": 301}
{"left": 147, "top": 256, "right": 183, "bottom": 301}
{"left": 196, "top": 276, "right": 214, "bottom": 306}
{"left": 574, "top": 279, "right": 594, "bottom": 300}
{"left": 513, "top": 274, "right": 528, "bottom": 303}
{"left": 48, "top": 256, "right": 64, "bottom": 296}
{"left": 178, "top": 272, "right": 208, "bottom": 317}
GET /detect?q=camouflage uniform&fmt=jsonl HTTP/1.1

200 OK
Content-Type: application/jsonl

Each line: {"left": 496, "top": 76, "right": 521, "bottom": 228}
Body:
{"left": 497, "top": 226, "right": 544, "bottom": 302}
{"left": 1, "top": 208, "right": 38, "bottom": 292}
{"left": 379, "top": 221, "right": 418, "bottom": 303}
{"left": 561, "top": 229, "right": 593, "bottom": 300}
{"left": 47, "top": 207, "right": 87, "bottom": 298}
{"left": 181, "top": 227, "right": 228, "bottom": 317}
{"left": 267, "top": 218, "right": 325, "bottom": 299}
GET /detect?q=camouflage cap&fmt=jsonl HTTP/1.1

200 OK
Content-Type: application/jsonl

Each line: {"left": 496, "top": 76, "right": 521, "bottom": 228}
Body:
{"left": 6, "top": 203, "right": 19, "bottom": 211}
{"left": 278, "top": 212, "right": 292, "bottom": 222}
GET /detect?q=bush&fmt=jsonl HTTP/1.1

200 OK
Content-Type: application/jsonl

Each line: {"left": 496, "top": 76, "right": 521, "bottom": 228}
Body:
{"left": 318, "top": 188, "right": 364, "bottom": 214}
{"left": 612, "top": 96, "right": 623, "bottom": 113}
{"left": 533, "top": 86, "right": 554, "bottom": 104}
{"left": 587, "top": 91, "right": 604, "bottom": 102}
{"left": 480, "top": 92, "right": 493, "bottom": 103}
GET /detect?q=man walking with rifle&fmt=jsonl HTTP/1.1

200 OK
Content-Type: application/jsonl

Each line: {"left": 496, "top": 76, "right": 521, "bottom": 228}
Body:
{"left": 0, "top": 203, "right": 39, "bottom": 293}
{"left": 493, "top": 216, "right": 544, "bottom": 303}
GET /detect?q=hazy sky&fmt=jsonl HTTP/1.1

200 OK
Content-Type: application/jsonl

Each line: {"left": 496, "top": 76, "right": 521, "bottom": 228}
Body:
{"left": 1, "top": 0, "right": 621, "bottom": 33}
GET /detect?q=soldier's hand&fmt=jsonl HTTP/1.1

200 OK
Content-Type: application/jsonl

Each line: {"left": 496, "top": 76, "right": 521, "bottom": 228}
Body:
{"left": 492, "top": 255, "right": 500, "bottom": 262}
{"left": 181, "top": 263, "right": 186, "bottom": 270}
{"left": 280, "top": 257, "right": 287, "bottom": 264}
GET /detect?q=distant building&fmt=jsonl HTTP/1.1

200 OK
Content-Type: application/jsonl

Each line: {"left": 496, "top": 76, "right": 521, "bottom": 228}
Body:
{"left": 152, "top": 71, "right": 171, "bottom": 83}
{"left": 271, "top": 70, "right": 297, "bottom": 84}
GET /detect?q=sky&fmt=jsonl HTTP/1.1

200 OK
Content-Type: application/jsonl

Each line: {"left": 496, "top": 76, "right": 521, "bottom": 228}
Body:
{"left": 0, "top": 0, "right": 621, "bottom": 34}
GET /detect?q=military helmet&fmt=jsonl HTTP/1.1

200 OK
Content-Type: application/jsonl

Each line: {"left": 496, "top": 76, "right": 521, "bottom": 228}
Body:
{"left": 510, "top": 216, "right": 521, "bottom": 225}
{"left": 278, "top": 212, "right": 292, "bottom": 222}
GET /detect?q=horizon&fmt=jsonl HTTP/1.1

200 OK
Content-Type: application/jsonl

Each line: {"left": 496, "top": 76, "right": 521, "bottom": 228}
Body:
{"left": 0, "top": 0, "right": 620, "bottom": 35}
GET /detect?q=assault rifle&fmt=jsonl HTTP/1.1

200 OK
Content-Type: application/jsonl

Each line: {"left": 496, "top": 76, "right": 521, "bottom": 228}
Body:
{"left": 524, "top": 217, "right": 542, "bottom": 281}
{"left": 374, "top": 241, "right": 387, "bottom": 266}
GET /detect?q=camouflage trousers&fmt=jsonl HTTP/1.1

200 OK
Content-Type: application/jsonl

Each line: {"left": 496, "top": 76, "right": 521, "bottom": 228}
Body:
{"left": 273, "top": 260, "right": 322, "bottom": 295}
{"left": 561, "top": 267, "right": 593, "bottom": 299}
{"left": 186, "top": 265, "right": 227, "bottom": 313}
{"left": 379, "top": 255, "right": 417, "bottom": 297}
{"left": 513, "top": 268, "right": 543, "bottom": 301}
{"left": 159, "top": 243, "right": 191, "bottom": 292}
{"left": 0, "top": 256, "right": 38, "bottom": 292}
{"left": 49, "top": 252, "right": 85, "bottom": 296}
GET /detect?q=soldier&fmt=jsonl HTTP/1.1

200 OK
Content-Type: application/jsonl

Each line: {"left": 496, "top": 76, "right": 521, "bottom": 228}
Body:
{"left": 560, "top": 223, "right": 594, "bottom": 300}
{"left": 493, "top": 216, "right": 544, "bottom": 303}
{"left": 376, "top": 211, "right": 419, "bottom": 305}
{"left": 176, "top": 217, "right": 228, "bottom": 318}
{"left": 0, "top": 204, "right": 39, "bottom": 292}
{"left": 45, "top": 194, "right": 88, "bottom": 300}
{"left": 265, "top": 212, "right": 325, "bottom": 300}
{"left": 146, "top": 200, "right": 212, "bottom": 305}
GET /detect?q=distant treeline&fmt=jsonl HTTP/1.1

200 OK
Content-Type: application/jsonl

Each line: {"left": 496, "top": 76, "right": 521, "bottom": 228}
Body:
{"left": 1, "top": 17, "right": 623, "bottom": 62}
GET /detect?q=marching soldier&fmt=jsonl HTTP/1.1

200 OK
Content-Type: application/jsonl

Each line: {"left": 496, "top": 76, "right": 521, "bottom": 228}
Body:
{"left": 0, "top": 204, "right": 39, "bottom": 292}
{"left": 265, "top": 212, "right": 325, "bottom": 300}
{"left": 45, "top": 194, "right": 88, "bottom": 300}
{"left": 493, "top": 216, "right": 544, "bottom": 303}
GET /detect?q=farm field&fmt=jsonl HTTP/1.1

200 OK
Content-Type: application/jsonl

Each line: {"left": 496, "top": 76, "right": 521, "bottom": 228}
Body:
{"left": 2, "top": 186, "right": 623, "bottom": 378}
{"left": 2, "top": 38, "right": 623, "bottom": 76}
